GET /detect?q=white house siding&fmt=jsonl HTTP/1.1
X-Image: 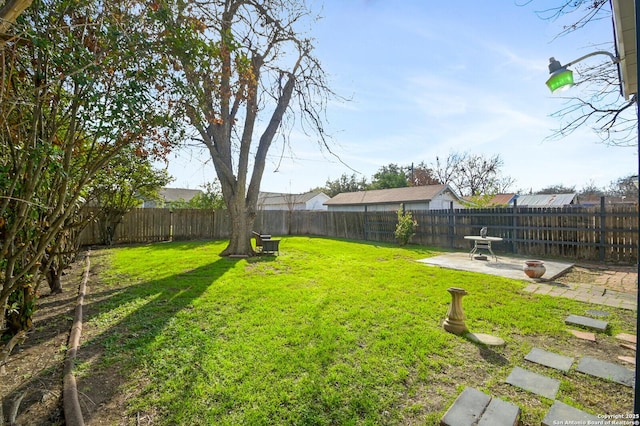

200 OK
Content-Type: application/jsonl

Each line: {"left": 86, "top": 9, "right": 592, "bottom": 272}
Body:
{"left": 328, "top": 205, "right": 366, "bottom": 212}
{"left": 305, "top": 194, "right": 329, "bottom": 211}
{"left": 258, "top": 191, "right": 330, "bottom": 211}
{"left": 424, "top": 192, "right": 464, "bottom": 210}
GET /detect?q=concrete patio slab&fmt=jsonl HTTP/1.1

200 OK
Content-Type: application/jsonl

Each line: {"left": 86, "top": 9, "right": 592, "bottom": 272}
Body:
{"left": 525, "top": 348, "right": 574, "bottom": 372}
{"left": 417, "top": 252, "right": 573, "bottom": 282}
{"left": 505, "top": 367, "right": 560, "bottom": 400}
{"left": 575, "top": 356, "right": 635, "bottom": 387}
{"left": 541, "top": 401, "right": 600, "bottom": 426}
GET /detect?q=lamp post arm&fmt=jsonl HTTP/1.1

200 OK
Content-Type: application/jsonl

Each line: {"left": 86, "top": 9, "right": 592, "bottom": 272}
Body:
{"left": 565, "top": 50, "right": 619, "bottom": 67}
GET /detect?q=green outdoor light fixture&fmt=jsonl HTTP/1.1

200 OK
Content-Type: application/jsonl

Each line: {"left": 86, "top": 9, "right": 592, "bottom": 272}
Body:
{"left": 546, "top": 57, "right": 575, "bottom": 92}
{"left": 545, "top": 51, "right": 620, "bottom": 93}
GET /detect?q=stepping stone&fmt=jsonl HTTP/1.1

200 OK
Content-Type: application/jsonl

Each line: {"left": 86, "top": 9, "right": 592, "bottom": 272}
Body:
{"left": 567, "top": 329, "right": 596, "bottom": 342}
{"left": 621, "top": 343, "right": 636, "bottom": 351}
{"left": 565, "top": 315, "right": 608, "bottom": 332}
{"left": 541, "top": 401, "right": 600, "bottom": 426}
{"left": 618, "top": 356, "right": 636, "bottom": 366}
{"left": 615, "top": 333, "right": 637, "bottom": 344}
{"left": 466, "top": 332, "right": 506, "bottom": 347}
{"left": 477, "top": 397, "right": 520, "bottom": 426}
{"left": 440, "top": 387, "right": 520, "bottom": 426}
{"left": 440, "top": 387, "right": 490, "bottom": 426}
{"left": 575, "top": 356, "right": 635, "bottom": 387}
{"left": 525, "top": 348, "right": 574, "bottom": 372}
{"left": 586, "top": 309, "right": 609, "bottom": 317}
{"left": 505, "top": 367, "right": 560, "bottom": 400}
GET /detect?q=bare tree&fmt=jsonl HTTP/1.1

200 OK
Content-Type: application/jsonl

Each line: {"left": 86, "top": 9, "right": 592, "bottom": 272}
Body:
{"left": 434, "top": 152, "right": 514, "bottom": 196}
{"left": 153, "top": 0, "right": 335, "bottom": 256}
{"left": 607, "top": 174, "right": 639, "bottom": 199}
{"left": 536, "top": 184, "right": 577, "bottom": 194}
{"left": 532, "top": 0, "right": 638, "bottom": 146}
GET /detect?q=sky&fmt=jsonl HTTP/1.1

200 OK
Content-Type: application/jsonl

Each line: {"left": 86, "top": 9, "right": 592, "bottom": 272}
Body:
{"left": 160, "top": 0, "right": 638, "bottom": 195}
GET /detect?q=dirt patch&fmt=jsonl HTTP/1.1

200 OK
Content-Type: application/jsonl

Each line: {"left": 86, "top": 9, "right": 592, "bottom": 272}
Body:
{"left": 1, "top": 256, "right": 637, "bottom": 425}
{"left": 0, "top": 263, "right": 80, "bottom": 425}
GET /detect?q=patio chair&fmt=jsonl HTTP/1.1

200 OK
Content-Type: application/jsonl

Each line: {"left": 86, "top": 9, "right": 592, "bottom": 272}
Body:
{"left": 252, "top": 231, "right": 280, "bottom": 255}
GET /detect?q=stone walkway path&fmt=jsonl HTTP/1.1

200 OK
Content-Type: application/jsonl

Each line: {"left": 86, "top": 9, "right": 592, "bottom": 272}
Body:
{"left": 523, "top": 277, "right": 637, "bottom": 310}
{"left": 442, "top": 316, "right": 636, "bottom": 425}
{"left": 418, "top": 253, "right": 638, "bottom": 310}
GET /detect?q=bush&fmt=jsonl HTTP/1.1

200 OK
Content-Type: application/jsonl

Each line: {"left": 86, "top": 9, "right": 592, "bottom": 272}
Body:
{"left": 395, "top": 205, "right": 417, "bottom": 246}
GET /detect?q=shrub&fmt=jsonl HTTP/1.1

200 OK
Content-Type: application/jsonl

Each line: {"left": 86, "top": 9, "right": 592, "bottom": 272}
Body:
{"left": 395, "top": 205, "right": 417, "bottom": 246}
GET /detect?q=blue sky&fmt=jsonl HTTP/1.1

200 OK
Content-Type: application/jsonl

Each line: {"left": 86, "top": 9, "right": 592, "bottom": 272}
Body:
{"left": 163, "top": 0, "right": 638, "bottom": 194}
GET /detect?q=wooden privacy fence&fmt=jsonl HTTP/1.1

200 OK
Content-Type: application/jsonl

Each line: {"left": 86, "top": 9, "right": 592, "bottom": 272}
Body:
{"left": 78, "top": 209, "right": 230, "bottom": 245}
{"left": 78, "top": 204, "right": 639, "bottom": 264}
{"left": 363, "top": 204, "right": 638, "bottom": 264}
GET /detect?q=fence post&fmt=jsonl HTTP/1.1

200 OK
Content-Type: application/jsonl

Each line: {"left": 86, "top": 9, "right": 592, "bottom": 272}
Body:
{"left": 448, "top": 201, "right": 455, "bottom": 249}
{"left": 364, "top": 205, "right": 368, "bottom": 241}
{"left": 169, "top": 209, "right": 174, "bottom": 242}
{"left": 512, "top": 199, "right": 518, "bottom": 254}
{"left": 599, "top": 196, "right": 606, "bottom": 262}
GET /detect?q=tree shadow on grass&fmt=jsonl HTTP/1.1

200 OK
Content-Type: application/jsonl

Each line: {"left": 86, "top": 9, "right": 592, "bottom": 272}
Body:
{"left": 2, "top": 250, "right": 238, "bottom": 425}
{"left": 74, "top": 255, "right": 239, "bottom": 424}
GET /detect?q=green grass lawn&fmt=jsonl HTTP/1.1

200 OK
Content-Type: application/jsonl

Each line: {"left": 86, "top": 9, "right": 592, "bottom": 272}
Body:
{"left": 78, "top": 237, "right": 635, "bottom": 425}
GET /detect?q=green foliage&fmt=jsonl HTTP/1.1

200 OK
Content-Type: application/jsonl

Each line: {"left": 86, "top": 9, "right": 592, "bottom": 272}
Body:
{"left": 324, "top": 173, "right": 368, "bottom": 197}
{"left": 89, "top": 149, "right": 172, "bottom": 244}
{"left": 5, "top": 284, "right": 36, "bottom": 334}
{"left": 461, "top": 193, "right": 502, "bottom": 208}
{"left": 394, "top": 205, "right": 417, "bottom": 246}
{"left": 165, "top": 181, "right": 226, "bottom": 210}
{"left": 187, "top": 181, "right": 226, "bottom": 209}
{"left": 0, "top": 0, "right": 185, "bottom": 333}
{"left": 370, "top": 163, "right": 409, "bottom": 189}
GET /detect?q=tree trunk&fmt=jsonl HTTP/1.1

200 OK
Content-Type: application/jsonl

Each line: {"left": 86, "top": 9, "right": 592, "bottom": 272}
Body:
{"left": 0, "top": 0, "right": 33, "bottom": 34}
{"left": 46, "top": 264, "right": 63, "bottom": 294}
{"left": 99, "top": 216, "right": 121, "bottom": 246}
{"left": 220, "top": 193, "right": 256, "bottom": 257}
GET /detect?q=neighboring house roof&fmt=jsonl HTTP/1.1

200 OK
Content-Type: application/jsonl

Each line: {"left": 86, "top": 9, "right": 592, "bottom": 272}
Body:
{"left": 259, "top": 190, "right": 328, "bottom": 206}
{"left": 159, "top": 188, "right": 203, "bottom": 202}
{"left": 324, "top": 184, "right": 462, "bottom": 206}
{"left": 463, "top": 193, "right": 517, "bottom": 206}
{"left": 487, "top": 193, "right": 517, "bottom": 206}
{"left": 515, "top": 193, "right": 579, "bottom": 207}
